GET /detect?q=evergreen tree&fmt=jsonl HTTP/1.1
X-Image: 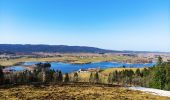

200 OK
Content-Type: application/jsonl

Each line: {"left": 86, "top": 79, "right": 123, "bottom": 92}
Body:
{"left": 95, "top": 72, "right": 99, "bottom": 83}
{"left": 32, "top": 69, "right": 40, "bottom": 82}
{"left": 64, "top": 73, "right": 69, "bottom": 83}
{"left": 46, "top": 70, "right": 55, "bottom": 82}
{"left": 157, "top": 56, "right": 163, "bottom": 65}
{"left": 122, "top": 65, "right": 126, "bottom": 68}
{"left": 53, "top": 70, "right": 59, "bottom": 82}
{"left": 150, "top": 66, "right": 162, "bottom": 89}
{"left": 122, "top": 70, "right": 128, "bottom": 85}
{"left": 89, "top": 73, "right": 94, "bottom": 83}
{"left": 58, "top": 71, "right": 63, "bottom": 82}
{"left": 42, "top": 70, "right": 46, "bottom": 83}
{"left": 24, "top": 70, "right": 31, "bottom": 83}
{"left": 135, "top": 68, "right": 141, "bottom": 77}
{"left": 108, "top": 73, "right": 113, "bottom": 84}
{"left": 37, "top": 71, "right": 43, "bottom": 82}
{"left": 165, "top": 63, "right": 170, "bottom": 90}
{"left": 114, "top": 70, "right": 119, "bottom": 84}
{"left": 159, "top": 65, "right": 166, "bottom": 89}
{"left": 0, "top": 66, "right": 4, "bottom": 85}
{"left": 140, "top": 68, "right": 149, "bottom": 86}
{"left": 73, "top": 72, "right": 78, "bottom": 82}
{"left": 111, "top": 70, "right": 118, "bottom": 84}
{"left": 142, "top": 68, "right": 149, "bottom": 77}
{"left": 118, "top": 71, "right": 123, "bottom": 85}
{"left": 128, "top": 70, "right": 134, "bottom": 85}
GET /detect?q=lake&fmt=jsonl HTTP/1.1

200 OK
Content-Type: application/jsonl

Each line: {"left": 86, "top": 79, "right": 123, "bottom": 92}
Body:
{"left": 6, "top": 61, "right": 156, "bottom": 73}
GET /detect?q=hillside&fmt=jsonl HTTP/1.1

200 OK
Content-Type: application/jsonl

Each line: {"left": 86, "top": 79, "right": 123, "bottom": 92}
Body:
{"left": 0, "top": 44, "right": 115, "bottom": 53}
{"left": 0, "top": 44, "right": 167, "bottom": 54}
{"left": 0, "top": 84, "right": 169, "bottom": 100}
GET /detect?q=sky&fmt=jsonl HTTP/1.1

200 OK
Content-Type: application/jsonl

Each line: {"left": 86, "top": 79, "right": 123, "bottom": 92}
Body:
{"left": 0, "top": 0, "right": 169, "bottom": 52}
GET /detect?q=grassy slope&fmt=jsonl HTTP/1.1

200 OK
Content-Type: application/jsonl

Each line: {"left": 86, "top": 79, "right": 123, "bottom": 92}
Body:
{"left": 0, "top": 84, "right": 169, "bottom": 100}
{"left": 101, "top": 68, "right": 144, "bottom": 75}
{"left": 71, "top": 68, "right": 144, "bottom": 84}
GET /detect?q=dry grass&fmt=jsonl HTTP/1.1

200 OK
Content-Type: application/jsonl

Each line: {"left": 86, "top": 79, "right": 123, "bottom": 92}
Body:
{"left": 0, "top": 55, "right": 130, "bottom": 66}
{"left": 0, "top": 84, "right": 169, "bottom": 100}
{"left": 0, "top": 56, "right": 77, "bottom": 66}
{"left": 70, "top": 68, "right": 145, "bottom": 84}
{"left": 101, "top": 68, "right": 145, "bottom": 76}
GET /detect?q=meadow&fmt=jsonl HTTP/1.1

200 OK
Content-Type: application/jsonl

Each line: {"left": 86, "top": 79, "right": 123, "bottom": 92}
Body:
{"left": 0, "top": 54, "right": 149, "bottom": 67}
{"left": 70, "top": 68, "right": 144, "bottom": 84}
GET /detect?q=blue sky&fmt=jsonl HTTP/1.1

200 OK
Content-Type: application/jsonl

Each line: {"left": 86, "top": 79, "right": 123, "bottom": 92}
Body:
{"left": 0, "top": 0, "right": 169, "bottom": 52}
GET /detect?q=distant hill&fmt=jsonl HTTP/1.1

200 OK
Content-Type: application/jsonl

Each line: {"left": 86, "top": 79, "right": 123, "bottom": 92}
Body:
{"left": 0, "top": 44, "right": 168, "bottom": 54}
{"left": 0, "top": 44, "right": 116, "bottom": 53}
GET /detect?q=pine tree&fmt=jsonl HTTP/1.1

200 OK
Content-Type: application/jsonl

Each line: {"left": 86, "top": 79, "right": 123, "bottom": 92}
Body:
{"left": 53, "top": 70, "right": 59, "bottom": 82}
{"left": 114, "top": 70, "right": 119, "bottom": 84}
{"left": 73, "top": 72, "right": 78, "bottom": 82}
{"left": 46, "top": 70, "right": 55, "bottom": 82}
{"left": 42, "top": 70, "right": 46, "bottom": 83}
{"left": 37, "top": 71, "right": 43, "bottom": 82}
{"left": 159, "top": 66, "right": 166, "bottom": 89}
{"left": 89, "top": 73, "right": 94, "bottom": 83}
{"left": 64, "top": 73, "right": 69, "bottom": 83}
{"left": 108, "top": 73, "right": 113, "bottom": 84}
{"left": 58, "top": 71, "right": 63, "bottom": 82}
{"left": 95, "top": 72, "right": 99, "bottom": 83}
{"left": 142, "top": 68, "right": 149, "bottom": 77}
{"left": 157, "top": 56, "right": 163, "bottom": 65}
{"left": 128, "top": 70, "right": 134, "bottom": 85}
{"left": 135, "top": 68, "right": 141, "bottom": 77}
{"left": 0, "top": 66, "right": 4, "bottom": 85}
{"left": 150, "top": 66, "right": 162, "bottom": 89}
{"left": 165, "top": 62, "right": 170, "bottom": 90}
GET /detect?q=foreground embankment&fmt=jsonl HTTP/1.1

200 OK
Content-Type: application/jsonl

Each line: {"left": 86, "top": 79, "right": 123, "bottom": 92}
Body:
{"left": 0, "top": 83, "right": 169, "bottom": 100}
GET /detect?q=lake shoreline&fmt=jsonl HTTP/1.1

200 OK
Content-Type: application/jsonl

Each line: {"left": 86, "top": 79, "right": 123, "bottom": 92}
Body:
{"left": 4, "top": 61, "right": 155, "bottom": 73}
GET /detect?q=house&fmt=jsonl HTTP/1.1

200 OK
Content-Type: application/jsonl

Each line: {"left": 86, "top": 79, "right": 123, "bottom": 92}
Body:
{"left": 77, "top": 67, "right": 100, "bottom": 73}
{"left": 78, "top": 69, "right": 88, "bottom": 73}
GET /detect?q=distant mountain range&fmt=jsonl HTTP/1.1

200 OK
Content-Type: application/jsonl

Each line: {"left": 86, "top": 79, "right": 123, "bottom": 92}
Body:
{"left": 0, "top": 44, "right": 168, "bottom": 54}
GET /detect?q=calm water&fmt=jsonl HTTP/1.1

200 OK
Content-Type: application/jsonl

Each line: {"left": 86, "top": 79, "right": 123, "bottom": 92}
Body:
{"left": 5, "top": 66, "right": 26, "bottom": 71}
{"left": 7, "top": 62, "right": 156, "bottom": 73}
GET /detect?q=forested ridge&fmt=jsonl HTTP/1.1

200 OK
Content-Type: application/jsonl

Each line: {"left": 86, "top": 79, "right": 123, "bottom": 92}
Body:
{"left": 0, "top": 44, "right": 166, "bottom": 53}
{"left": 0, "top": 44, "right": 113, "bottom": 53}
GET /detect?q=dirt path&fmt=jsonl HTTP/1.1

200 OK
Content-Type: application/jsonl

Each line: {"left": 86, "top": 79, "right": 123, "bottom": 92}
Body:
{"left": 128, "top": 87, "right": 170, "bottom": 97}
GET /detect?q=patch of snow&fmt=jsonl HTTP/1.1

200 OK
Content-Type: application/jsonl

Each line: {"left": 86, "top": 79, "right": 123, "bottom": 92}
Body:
{"left": 128, "top": 87, "right": 170, "bottom": 97}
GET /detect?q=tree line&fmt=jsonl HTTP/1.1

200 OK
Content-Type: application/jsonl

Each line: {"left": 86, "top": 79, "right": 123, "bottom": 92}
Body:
{"left": 0, "top": 63, "right": 70, "bottom": 84}
{"left": 0, "top": 62, "right": 101, "bottom": 85}
{"left": 107, "top": 56, "right": 170, "bottom": 90}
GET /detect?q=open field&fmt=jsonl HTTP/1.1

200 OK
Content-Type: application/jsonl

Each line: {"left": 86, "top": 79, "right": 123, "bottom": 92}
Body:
{"left": 0, "top": 54, "right": 144, "bottom": 66}
{"left": 0, "top": 84, "right": 169, "bottom": 100}
{"left": 0, "top": 56, "right": 77, "bottom": 66}
{"left": 70, "top": 68, "right": 144, "bottom": 84}
{"left": 101, "top": 68, "right": 144, "bottom": 75}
